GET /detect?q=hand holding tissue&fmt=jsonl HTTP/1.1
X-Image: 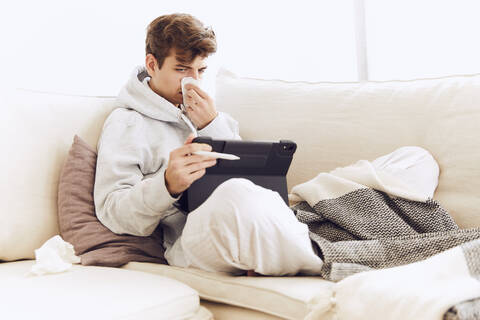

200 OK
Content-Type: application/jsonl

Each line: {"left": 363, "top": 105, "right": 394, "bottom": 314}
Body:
{"left": 181, "top": 76, "right": 203, "bottom": 109}
{"left": 180, "top": 77, "right": 218, "bottom": 130}
{"left": 28, "top": 235, "right": 80, "bottom": 276}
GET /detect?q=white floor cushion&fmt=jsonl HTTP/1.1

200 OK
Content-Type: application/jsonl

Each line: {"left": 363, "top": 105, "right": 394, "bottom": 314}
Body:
{"left": 0, "top": 260, "right": 211, "bottom": 320}
{"left": 123, "top": 262, "right": 334, "bottom": 320}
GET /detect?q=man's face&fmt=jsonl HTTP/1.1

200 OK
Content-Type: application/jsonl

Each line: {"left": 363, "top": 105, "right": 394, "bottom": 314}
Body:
{"left": 146, "top": 49, "right": 208, "bottom": 107}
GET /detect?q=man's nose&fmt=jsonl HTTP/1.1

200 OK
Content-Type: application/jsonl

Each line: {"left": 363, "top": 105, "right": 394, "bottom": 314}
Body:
{"left": 188, "top": 70, "right": 200, "bottom": 80}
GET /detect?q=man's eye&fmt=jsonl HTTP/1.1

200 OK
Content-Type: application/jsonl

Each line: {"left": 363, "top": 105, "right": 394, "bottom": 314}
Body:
{"left": 175, "top": 68, "right": 186, "bottom": 72}
{"left": 199, "top": 69, "right": 206, "bottom": 73}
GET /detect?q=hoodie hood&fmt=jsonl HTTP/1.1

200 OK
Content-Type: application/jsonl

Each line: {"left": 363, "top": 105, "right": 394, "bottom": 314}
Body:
{"left": 117, "top": 65, "right": 182, "bottom": 123}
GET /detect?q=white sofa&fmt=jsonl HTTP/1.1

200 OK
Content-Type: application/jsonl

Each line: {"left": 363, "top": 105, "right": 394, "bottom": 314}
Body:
{"left": 2, "top": 68, "right": 480, "bottom": 319}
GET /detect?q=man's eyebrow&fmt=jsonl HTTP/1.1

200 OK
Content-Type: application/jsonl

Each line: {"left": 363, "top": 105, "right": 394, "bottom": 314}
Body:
{"left": 175, "top": 64, "right": 208, "bottom": 69}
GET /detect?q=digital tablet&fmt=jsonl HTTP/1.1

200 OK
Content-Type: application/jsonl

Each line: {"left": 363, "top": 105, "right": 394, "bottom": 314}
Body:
{"left": 177, "top": 137, "right": 297, "bottom": 213}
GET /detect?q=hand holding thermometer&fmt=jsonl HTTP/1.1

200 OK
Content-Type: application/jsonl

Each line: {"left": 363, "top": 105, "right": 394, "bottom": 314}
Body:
{"left": 192, "top": 150, "right": 240, "bottom": 160}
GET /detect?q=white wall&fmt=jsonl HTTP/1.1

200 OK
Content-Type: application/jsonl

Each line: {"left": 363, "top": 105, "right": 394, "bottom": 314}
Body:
{"left": 0, "top": 0, "right": 357, "bottom": 96}
{"left": 1, "top": 0, "right": 479, "bottom": 97}
{"left": 365, "top": 0, "right": 480, "bottom": 81}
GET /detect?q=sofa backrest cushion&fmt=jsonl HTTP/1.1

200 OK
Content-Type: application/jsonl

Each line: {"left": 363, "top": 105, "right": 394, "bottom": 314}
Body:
{"left": 2, "top": 70, "right": 480, "bottom": 261}
{"left": 215, "top": 69, "right": 480, "bottom": 228}
{"left": 57, "top": 135, "right": 166, "bottom": 266}
{"left": 0, "top": 90, "right": 117, "bottom": 261}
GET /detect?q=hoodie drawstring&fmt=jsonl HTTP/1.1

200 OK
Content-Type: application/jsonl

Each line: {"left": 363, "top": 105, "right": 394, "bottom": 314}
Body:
{"left": 179, "top": 105, "right": 198, "bottom": 138}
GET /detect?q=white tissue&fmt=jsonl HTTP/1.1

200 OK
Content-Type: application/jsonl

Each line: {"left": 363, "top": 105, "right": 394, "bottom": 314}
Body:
{"left": 28, "top": 235, "right": 80, "bottom": 276}
{"left": 181, "top": 77, "right": 203, "bottom": 109}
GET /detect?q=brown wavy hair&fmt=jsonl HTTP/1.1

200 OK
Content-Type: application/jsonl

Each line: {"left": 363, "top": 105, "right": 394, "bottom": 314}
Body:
{"left": 145, "top": 13, "right": 217, "bottom": 69}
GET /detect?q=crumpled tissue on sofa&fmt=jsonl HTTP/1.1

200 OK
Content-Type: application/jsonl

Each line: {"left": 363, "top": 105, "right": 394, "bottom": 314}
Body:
{"left": 27, "top": 235, "right": 80, "bottom": 276}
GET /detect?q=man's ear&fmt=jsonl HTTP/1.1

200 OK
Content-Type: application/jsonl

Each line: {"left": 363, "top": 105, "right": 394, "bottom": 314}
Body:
{"left": 145, "top": 54, "right": 158, "bottom": 77}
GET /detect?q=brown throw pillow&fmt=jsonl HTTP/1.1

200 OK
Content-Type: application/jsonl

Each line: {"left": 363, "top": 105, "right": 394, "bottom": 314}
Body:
{"left": 57, "top": 135, "right": 167, "bottom": 267}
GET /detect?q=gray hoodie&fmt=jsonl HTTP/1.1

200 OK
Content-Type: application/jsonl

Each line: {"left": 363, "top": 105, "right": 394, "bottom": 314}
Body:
{"left": 94, "top": 66, "right": 241, "bottom": 255}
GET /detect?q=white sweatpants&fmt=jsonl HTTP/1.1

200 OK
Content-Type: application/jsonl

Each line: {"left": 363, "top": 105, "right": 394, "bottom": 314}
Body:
{"left": 165, "top": 146, "right": 439, "bottom": 276}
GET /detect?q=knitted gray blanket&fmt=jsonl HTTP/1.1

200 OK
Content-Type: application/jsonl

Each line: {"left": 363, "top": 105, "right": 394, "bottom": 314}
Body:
{"left": 288, "top": 159, "right": 480, "bottom": 319}
{"left": 292, "top": 192, "right": 480, "bottom": 282}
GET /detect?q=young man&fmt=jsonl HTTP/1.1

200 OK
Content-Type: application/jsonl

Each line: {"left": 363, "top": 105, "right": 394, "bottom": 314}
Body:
{"left": 93, "top": 13, "right": 326, "bottom": 275}
{"left": 94, "top": 13, "right": 440, "bottom": 276}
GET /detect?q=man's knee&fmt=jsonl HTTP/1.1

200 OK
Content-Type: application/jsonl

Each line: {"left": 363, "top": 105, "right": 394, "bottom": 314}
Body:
{"left": 215, "top": 177, "right": 255, "bottom": 194}
{"left": 211, "top": 178, "right": 269, "bottom": 207}
{"left": 204, "top": 178, "right": 283, "bottom": 228}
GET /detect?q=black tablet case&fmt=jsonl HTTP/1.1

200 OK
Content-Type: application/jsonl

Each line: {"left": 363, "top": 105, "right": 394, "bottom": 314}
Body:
{"left": 178, "top": 137, "right": 297, "bottom": 213}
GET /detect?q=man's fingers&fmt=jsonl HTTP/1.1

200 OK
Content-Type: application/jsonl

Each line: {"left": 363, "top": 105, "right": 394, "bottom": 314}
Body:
{"left": 184, "top": 133, "right": 196, "bottom": 145}
{"left": 188, "top": 89, "right": 204, "bottom": 104}
{"left": 183, "top": 154, "right": 216, "bottom": 166}
{"left": 185, "top": 84, "right": 208, "bottom": 99}
{"left": 185, "top": 89, "right": 203, "bottom": 111}
{"left": 171, "top": 143, "right": 212, "bottom": 158}
{"left": 185, "top": 159, "right": 217, "bottom": 174}
{"left": 184, "top": 143, "right": 212, "bottom": 154}
{"left": 189, "top": 168, "right": 207, "bottom": 182}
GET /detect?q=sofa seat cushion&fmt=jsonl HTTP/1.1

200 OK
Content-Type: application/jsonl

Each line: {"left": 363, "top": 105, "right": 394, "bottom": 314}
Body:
{"left": 201, "top": 300, "right": 285, "bottom": 320}
{"left": 0, "top": 260, "right": 212, "bottom": 320}
{"left": 123, "top": 262, "right": 334, "bottom": 320}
